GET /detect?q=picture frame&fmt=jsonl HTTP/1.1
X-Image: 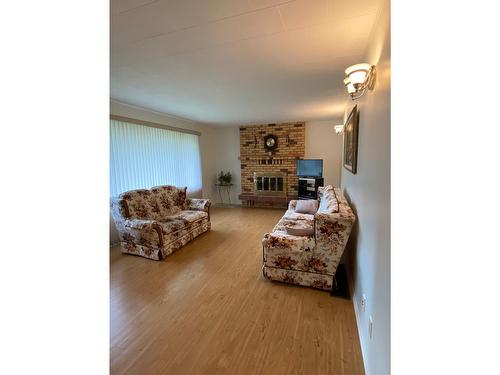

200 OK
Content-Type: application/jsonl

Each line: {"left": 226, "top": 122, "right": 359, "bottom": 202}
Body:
{"left": 343, "top": 105, "right": 359, "bottom": 174}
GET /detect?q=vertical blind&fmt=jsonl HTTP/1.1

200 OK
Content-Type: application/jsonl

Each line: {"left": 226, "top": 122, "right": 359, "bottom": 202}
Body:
{"left": 110, "top": 119, "right": 202, "bottom": 197}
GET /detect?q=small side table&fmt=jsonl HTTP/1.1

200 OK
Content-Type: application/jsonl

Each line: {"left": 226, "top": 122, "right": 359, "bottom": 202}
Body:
{"left": 215, "top": 183, "right": 233, "bottom": 205}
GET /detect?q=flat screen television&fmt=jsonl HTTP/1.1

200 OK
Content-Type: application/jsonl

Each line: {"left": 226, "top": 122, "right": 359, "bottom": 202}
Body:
{"left": 296, "top": 159, "right": 323, "bottom": 178}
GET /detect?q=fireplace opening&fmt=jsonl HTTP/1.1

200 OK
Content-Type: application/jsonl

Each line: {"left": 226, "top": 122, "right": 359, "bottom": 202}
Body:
{"left": 253, "top": 172, "right": 286, "bottom": 195}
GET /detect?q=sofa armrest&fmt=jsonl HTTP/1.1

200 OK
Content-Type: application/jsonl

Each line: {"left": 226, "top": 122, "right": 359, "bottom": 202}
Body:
{"left": 288, "top": 200, "right": 298, "bottom": 210}
{"left": 186, "top": 198, "right": 211, "bottom": 212}
{"left": 110, "top": 197, "right": 128, "bottom": 225}
{"left": 314, "top": 213, "right": 354, "bottom": 254}
{"left": 120, "top": 219, "right": 164, "bottom": 247}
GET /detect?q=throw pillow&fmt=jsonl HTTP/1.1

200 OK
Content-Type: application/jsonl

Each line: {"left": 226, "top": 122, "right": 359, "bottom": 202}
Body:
{"left": 295, "top": 199, "right": 318, "bottom": 214}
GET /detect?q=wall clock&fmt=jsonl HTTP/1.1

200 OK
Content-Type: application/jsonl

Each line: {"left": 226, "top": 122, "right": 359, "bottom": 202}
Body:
{"left": 264, "top": 134, "right": 278, "bottom": 151}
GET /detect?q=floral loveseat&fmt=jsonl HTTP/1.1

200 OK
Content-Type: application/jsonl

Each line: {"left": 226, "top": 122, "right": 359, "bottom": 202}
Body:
{"left": 111, "top": 185, "right": 211, "bottom": 261}
{"left": 262, "top": 186, "right": 355, "bottom": 291}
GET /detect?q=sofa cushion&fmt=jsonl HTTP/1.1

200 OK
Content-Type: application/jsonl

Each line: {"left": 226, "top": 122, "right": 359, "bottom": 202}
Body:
{"left": 151, "top": 185, "right": 186, "bottom": 218}
{"left": 158, "top": 217, "right": 187, "bottom": 235}
{"left": 282, "top": 210, "right": 315, "bottom": 222}
{"left": 318, "top": 187, "right": 339, "bottom": 213}
{"left": 159, "top": 211, "right": 208, "bottom": 233}
{"left": 173, "top": 186, "right": 187, "bottom": 208}
{"left": 274, "top": 214, "right": 311, "bottom": 231}
{"left": 119, "top": 189, "right": 162, "bottom": 220}
{"left": 170, "top": 210, "right": 208, "bottom": 223}
{"left": 158, "top": 211, "right": 209, "bottom": 246}
{"left": 295, "top": 200, "right": 318, "bottom": 214}
{"left": 317, "top": 185, "right": 333, "bottom": 201}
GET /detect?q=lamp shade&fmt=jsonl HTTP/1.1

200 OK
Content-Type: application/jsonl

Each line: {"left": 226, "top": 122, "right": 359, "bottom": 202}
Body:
{"left": 345, "top": 63, "right": 372, "bottom": 76}
{"left": 343, "top": 63, "right": 374, "bottom": 99}
{"left": 345, "top": 63, "right": 372, "bottom": 85}
{"left": 348, "top": 71, "right": 367, "bottom": 85}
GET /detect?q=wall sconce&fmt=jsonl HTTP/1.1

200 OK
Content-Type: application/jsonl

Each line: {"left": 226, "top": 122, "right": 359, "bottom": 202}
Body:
{"left": 334, "top": 125, "right": 344, "bottom": 134}
{"left": 343, "top": 63, "right": 376, "bottom": 100}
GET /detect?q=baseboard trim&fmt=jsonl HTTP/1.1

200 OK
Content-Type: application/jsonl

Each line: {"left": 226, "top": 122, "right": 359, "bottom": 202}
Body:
{"left": 345, "top": 265, "right": 369, "bottom": 375}
{"left": 213, "top": 203, "right": 242, "bottom": 208}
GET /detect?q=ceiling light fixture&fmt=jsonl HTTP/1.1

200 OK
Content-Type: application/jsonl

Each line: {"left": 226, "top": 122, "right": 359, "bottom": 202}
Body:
{"left": 343, "top": 63, "right": 376, "bottom": 100}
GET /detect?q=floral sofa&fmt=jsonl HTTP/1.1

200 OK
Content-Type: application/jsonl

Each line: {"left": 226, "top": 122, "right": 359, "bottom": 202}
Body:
{"left": 111, "top": 185, "right": 211, "bottom": 261}
{"left": 262, "top": 186, "right": 355, "bottom": 291}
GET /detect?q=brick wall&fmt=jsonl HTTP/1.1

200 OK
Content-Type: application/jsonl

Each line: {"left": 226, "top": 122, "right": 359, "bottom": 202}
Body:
{"left": 239, "top": 122, "right": 305, "bottom": 196}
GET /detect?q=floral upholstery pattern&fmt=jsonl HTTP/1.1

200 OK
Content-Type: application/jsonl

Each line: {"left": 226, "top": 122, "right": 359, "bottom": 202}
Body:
{"left": 262, "top": 186, "right": 355, "bottom": 291}
{"left": 158, "top": 212, "right": 209, "bottom": 248}
{"left": 120, "top": 189, "right": 162, "bottom": 220}
{"left": 150, "top": 185, "right": 185, "bottom": 218}
{"left": 316, "top": 185, "right": 333, "bottom": 201}
{"left": 171, "top": 210, "right": 208, "bottom": 223}
{"left": 120, "top": 219, "right": 163, "bottom": 248}
{"left": 111, "top": 185, "right": 211, "bottom": 261}
{"left": 263, "top": 242, "right": 335, "bottom": 273}
{"left": 162, "top": 221, "right": 211, "bottom": 258}
{"left": 186, "top": 198, "right": 211, "bottom": 213}
{"left": 282, "top": 211, "right": 315, "bottom": 222}
{"left": 287, "top": 200, "right": 298, "bottom": 210}
{"left": 262, "top": 267, "right": 333, "bottom": 291}
{"left": 263, "top": 231, "right": 316, "bottom": 254}
{"left": 317, "top": 186, "right": 339, "bottom": 213}
{"left": 275, "top": 211, "right": 313, "bottom": 229}
{"left": 282, "top": 218, "right": 314, "bottom": 233}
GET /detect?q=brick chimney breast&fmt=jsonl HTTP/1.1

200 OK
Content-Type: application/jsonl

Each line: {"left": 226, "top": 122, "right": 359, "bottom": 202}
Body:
{"left": 239, "top": 122, "right": 305, "bottom": 197}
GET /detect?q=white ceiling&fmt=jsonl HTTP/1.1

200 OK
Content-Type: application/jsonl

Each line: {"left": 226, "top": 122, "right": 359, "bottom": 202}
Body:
{"left": 111, "top": 0, "right": 381, "bottom": 126}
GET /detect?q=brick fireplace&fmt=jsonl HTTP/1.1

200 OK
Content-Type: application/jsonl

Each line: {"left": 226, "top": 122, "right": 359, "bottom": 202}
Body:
{"left": 238, "top": 122, "right": 305, "bottom": 206}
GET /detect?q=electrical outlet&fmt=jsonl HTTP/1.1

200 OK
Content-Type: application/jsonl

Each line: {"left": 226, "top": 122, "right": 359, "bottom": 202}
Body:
{"left": 369, "top": 316, "right": 373, "bottom": 339}
{"left": 361, "top": 294, "right": 367, "bottom": 313}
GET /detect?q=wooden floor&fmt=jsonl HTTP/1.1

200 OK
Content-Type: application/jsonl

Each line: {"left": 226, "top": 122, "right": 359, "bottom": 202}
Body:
{"left": 110, "top": 207, "right": 364, "bottom": 375}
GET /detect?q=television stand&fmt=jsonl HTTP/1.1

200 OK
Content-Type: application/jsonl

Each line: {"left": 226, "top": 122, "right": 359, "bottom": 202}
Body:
{"left": 298, "top": 177, "right": 324, "bottom": 200}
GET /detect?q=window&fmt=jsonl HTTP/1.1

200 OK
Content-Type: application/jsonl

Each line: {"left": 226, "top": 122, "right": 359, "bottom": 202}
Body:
{"left": 110, "top": 119, "right": 202, "bottom": 197}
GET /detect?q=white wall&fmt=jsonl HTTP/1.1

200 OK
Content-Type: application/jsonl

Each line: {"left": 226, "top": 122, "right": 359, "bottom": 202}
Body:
{"left": 109, "top": 100, "right": 218, "bottom": 243}
{"left": 305, "top": 120, "right": 343, "bottom": 187}
{"left": 340, "top": 2, "right": 390, "bottom": 375}
{"left": 211, "top": 126, "right": 242, "bottom": 205}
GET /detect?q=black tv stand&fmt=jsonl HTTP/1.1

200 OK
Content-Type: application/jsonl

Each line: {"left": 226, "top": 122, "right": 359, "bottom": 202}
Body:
{"left": 298, "top": 177, "right": 324, "bottom": 200}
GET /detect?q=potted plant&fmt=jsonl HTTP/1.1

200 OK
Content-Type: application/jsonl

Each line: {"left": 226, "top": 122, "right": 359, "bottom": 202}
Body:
{"left": 217, "top": 171, "right": 232, "bottom": 185}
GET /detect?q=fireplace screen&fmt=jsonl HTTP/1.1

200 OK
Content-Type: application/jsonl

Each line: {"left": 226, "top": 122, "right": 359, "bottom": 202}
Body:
{"left": 253, "top": 172, "right": 286, "bottom": 195}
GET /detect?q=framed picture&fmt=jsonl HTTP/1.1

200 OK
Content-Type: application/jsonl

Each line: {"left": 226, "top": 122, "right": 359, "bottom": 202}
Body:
{"left": 343, "top": 105, "right": 359, "bottom": 174}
